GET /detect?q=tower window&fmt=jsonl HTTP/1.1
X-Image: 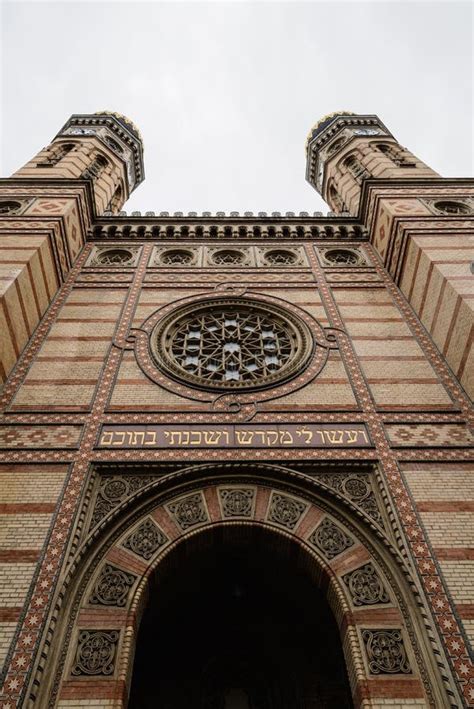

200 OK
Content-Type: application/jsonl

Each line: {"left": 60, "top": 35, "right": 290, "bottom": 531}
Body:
{"left": 82, "top": 154, "right": 109, "bottom": 181}
{"left": 37, "top": 142, "right": 76, "bottom": 167}
{"left": 376, "top": 143, "right": 416, "bottom": 167}
{"left": 343, "top": 155, "right": 369, "bottom": 183}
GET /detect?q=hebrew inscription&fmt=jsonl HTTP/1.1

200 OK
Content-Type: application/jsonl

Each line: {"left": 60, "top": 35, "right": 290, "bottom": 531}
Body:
{"left": 98, "top": 424, "right": 371, "bottom": 449}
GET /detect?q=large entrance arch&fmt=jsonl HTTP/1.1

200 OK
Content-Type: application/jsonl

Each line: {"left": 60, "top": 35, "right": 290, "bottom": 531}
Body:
{"left": 128, "top": 525, "right": 353, "bottom": 708}
{"left": 32, "top": 463, "right": 455, "bottom": 707}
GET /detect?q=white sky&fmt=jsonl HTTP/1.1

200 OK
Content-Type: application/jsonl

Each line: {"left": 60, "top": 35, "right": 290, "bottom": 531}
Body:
{"left": 1, "top": 0, "right": 473, "bottom": 214}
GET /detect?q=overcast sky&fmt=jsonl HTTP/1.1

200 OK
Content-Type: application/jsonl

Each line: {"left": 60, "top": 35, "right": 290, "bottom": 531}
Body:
{"left": 1, "top": 0, "right": 473, "bottom": 214}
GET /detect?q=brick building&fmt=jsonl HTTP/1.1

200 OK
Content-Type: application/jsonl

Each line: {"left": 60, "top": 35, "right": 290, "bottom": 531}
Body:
{"left": 0, "top": 110, "right": 472, "bottom": 708}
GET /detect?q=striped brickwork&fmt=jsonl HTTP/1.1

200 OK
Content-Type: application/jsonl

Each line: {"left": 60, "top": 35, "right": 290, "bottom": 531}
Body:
{"left": 0, "top": 111, "right": 472, "bottom": 707}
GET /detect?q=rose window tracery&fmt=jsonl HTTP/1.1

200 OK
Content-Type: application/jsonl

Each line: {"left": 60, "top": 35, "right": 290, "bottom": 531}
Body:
{"left": 264, "top": 249, "right": 297, "bottom": 266}
{"left": 211, "top": 249, "right": 245, "bottom": 265}
{"left": 96, "top": 248, "right": 134, "bottom": 265}
{"left": 160, "top": 249, "right": 194, "bottom": 265}
{"left": 151, "top": 298, "right": 313, "bottom": 391}
{"left": 323, "top": 248, "right": 360, "bottom": 266}
{"left": 433, "top": 200, "right": 470, "bottom": 216}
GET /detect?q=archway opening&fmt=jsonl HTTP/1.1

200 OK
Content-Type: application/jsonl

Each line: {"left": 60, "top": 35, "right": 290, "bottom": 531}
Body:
{"left": 128, "top": 525, "right": 353, "bottom": 708}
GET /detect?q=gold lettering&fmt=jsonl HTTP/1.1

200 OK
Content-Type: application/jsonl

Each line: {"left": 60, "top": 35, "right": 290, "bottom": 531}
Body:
{"left": 164, "top": 431, "right": 182, "bottom": 446}
{"left": 100, "top": 431, "right": 114, "bottom": 446}
{"left": 190, "top": 431, "right": 202, "bottom": 445}
{"left": 279, "top": 430, "right": 293, "bottom": 445}
{"left": 144, "top": 431, "right": 157, "bottom": 446}
{"left": 296, "top": 427, "right": 313, "bottom": 444}
{"left": 236, "top": 431, "right": 254, "bottom": 445}
{"left": 324, "top": 430, "right": 344, "bottom": 444}
{"left": 111, "top": 432, "right": 125, "bottom": 446}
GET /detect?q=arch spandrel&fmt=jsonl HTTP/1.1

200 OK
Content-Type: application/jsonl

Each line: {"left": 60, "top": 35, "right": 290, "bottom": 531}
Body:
{"left": 31, "top": 463, "right": 461, "bottom": 708}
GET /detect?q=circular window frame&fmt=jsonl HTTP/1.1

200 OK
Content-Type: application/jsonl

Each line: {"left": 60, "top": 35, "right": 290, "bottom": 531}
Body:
{"left": 210, "top": 249, "right": 246, "bottom": 266}
{"left": 159, "top": 248, "right": 195, "bottom": 266}
{"left": 95, "top": 248, "right": 135, "bottom": 266}
{"left": 0, "top": 200, "right": 23, "bottom": 215}
{"left": 264, "top": 249, "right": 298, "bottom": 267}
{"left": 433, "top": 200, "right": 471, "bottom": 216}
{"left": 321, "top": 248, "right": 364, "bottom": 267}
{"left": 149, "top": 297, "right": 315, "bottom": 393}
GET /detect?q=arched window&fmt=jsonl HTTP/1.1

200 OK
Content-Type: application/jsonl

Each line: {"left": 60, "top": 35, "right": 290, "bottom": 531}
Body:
{"left": 329, "top": 183, "right": 345, "bottom": 212}
{"left": 37, "top": 142, "right": 76, "bottom": 167}
{"left": 82, "top": 154, "right": 109, "bottom": 181}
{"left": 343, "top": 154, "right": 369, "bottom": 183}
{"left": 107, "top": 184, "right": 123, "bottom": 213}
{"left": 376, "top": 143, "right": 416, "bottom": 167}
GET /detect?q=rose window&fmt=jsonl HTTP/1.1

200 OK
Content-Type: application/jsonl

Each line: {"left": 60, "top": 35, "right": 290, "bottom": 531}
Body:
{"left": 96, "top": 248, "right": 134, "bottom": 265}
{"left": 265, "top": 249, "right": 297, "bottom": 266}
{"left": 151, "top": 298, "right": 313, "bottom": 391}
{"left": 324, "top": 249, "right": 360, "bottom": 266}
{"left": 211, "top": 249, "right": 244, "bottom": 265}
{"left": 160, "top": 249, "right": 193, "bottom": 265}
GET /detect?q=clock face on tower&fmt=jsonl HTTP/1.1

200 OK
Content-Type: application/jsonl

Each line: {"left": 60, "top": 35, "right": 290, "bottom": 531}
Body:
{"left": 352, "top": 128, "right": 381, "bottom": 136}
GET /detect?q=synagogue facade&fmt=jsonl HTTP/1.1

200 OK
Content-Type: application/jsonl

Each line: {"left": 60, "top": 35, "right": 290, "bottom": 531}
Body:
{"left": 0, "top": 110, "right": 472, "bottom": 707}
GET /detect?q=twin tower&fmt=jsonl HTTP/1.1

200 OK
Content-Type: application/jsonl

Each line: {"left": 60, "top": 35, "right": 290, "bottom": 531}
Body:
{"left": 3, "top": 110, "right": 471, "bottom": 401}
{"left": 12, "top": 109, "right": 436, "bottom": 215}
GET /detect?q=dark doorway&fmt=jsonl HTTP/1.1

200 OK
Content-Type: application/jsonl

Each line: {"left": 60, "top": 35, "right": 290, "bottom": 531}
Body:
{"left": 128, "top": 525, "right": 353, "bottom": 708}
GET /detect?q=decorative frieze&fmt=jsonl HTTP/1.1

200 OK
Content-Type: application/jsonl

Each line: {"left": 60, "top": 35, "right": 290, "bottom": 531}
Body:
{"left": 308, "top": 517, "right": 354, "bottom": 559}
{"left": 71, "top": 630, "right": 119, "bottom": 676}
{"left": 342, "top": 563, "right": 390, "bottom": 606}
{"left": 89, "top": 563, "right": 137, "bottom": 607}
{"left": 122, "top": 518, "right": 168, "bottom": 560}
{"left": 362, "top": 629, "right": 411, "bottom": 675}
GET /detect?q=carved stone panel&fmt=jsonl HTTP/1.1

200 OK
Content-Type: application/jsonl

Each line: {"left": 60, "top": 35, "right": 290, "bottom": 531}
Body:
{"left": 89, "top": 564, "right": 137, "bottom": 607}
{"left": 267, "top": 492, "right": 308, "bottom": 530}
{"left": 308, "top": 518, "right": 354, "bottom": 559}
{"left": 71, "top": 630, "right": 119, "bottom": 676}
{"left": 218, "top": 487, "right": 255, "bottom": 518}
{"left": 311, "top": 471, "right": 383, "bottom": 527}
{"left": 362, "top": 629, "right": 412, "bottom": 675}
{"left": 122, "top": 518, "right": 168, "bottom": 560}
{"left": 342, "top": 563, "right": 390, "bottom": 606}
{"left": 89, "top": 475, "right": 157, "bottom": 530}
{"left": 166, "top": 492, "right": 209, "bottom": 530}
